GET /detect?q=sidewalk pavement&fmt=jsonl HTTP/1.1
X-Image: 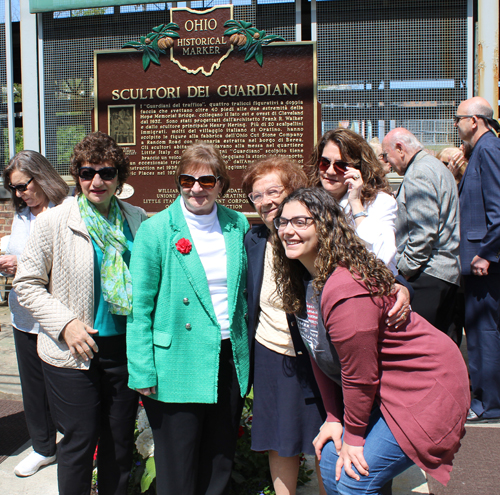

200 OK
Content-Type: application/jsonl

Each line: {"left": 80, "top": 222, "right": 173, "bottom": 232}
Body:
{"left": 0, "top": 303, "right": 430, "bottom": 494}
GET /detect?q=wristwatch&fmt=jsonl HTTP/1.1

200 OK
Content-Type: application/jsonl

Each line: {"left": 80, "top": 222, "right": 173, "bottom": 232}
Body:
{"left": 353, "top": 210, "right": 368, "bottom": 219}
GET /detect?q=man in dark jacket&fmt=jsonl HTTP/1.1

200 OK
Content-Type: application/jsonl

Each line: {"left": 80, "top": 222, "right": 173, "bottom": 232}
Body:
{"left": 455, "top": 96, "right": 500, "bottom": 423}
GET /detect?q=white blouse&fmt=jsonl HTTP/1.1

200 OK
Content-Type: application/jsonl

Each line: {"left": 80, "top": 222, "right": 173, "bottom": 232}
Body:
{"left": 340, "top": 191, "right": 398, "bottom": 275}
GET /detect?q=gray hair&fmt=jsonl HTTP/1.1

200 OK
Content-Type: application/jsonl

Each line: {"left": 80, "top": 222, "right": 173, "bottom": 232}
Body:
{"left": 3, "top": 150, "right": 69, "bottom": 213}
{"left": 386, "top": 128, "right": 423, "bottom": 154}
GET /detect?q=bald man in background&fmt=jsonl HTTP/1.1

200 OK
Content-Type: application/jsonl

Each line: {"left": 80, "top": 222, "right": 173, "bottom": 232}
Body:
{"left": 455, "top": 97, "right": 500, "bottom": 423}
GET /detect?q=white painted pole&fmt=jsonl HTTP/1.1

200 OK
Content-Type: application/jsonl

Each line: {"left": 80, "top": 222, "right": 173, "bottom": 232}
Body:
{"left": 466, "top": 0, "right": 473, "bottom": 99}
{"left": 311, "top": 0, "right": 316, "bottom": 42}
{"left": 20, "top": 0, "right": 41, "bottom": 152}
{"left": 295, "top": 0, "right": 301, "bottom": 42}
{"left": 5, "top": 0, "right": 15, "bottom": 158}
{"left": 476, "top": 0, "right": 499, "bottom": 117}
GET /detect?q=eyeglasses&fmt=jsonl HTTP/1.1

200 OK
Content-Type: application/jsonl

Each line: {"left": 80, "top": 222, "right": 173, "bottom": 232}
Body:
{"left": 9, "top": 177, "right": 34, "bottom": 192}
{"left": 78, "top": 167, "right": 118, "bottom": 181}
{"left": 248, "top": 185, "right": 285, "bottom": 204}
{"left": 178, "top": 174, "right": 220, "bottom": 189}
{"left": 318, "top": 156, "right": 359, "bottom": 176}
{"left": 273, "top": 216, "right": 314, "bottom": 230}
{"left": 453, "top": 115, "right": 474, "bottom": 124}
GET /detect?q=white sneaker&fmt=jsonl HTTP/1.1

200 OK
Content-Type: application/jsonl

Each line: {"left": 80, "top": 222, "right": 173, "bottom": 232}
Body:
{"left": 14, "top": 451, "right": 57, "bottom": 477}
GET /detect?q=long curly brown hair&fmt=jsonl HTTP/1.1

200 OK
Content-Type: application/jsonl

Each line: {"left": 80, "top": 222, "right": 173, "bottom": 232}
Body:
{"left": 305, "top": 128, "right": 391, "bottom": 206}
{"left": 272, "top": 188, "right": 395, "bottom": 314}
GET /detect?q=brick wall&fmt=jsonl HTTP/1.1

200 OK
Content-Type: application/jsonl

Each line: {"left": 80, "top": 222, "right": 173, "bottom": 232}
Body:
{"left": 0, "top": 199, "right": 15, "bottom": 238}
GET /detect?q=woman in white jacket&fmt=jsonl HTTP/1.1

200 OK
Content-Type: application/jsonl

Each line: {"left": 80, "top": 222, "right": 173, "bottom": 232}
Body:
{"left": 306, "top": 128, "right": 398, "bottom": 275}
{"left": 0, "top": 150, "right": 69, "bottom": 477}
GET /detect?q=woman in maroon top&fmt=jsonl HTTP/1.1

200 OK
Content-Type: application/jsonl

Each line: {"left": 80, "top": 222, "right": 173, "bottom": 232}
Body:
{"left": 271, "top": 187, "right": 469, "bottom": 494}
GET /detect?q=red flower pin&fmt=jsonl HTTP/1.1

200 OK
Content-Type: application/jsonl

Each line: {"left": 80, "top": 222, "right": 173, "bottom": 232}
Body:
{"left": 176, "top": 238, "right": 192, "bottom": 254}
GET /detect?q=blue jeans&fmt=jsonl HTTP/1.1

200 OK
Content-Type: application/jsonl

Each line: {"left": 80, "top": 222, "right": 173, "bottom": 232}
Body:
{"left": 319, "top": 408, "right": 414, "bottom": 495}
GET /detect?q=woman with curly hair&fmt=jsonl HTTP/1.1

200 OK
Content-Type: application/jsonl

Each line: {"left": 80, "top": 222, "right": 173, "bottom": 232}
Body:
{"left": 305, "top": 128, "right": 397, "bottom": 274}
{"left": 242, "top": 156, "right": 411, "bottom": 495}
{"left": 14, "top": 131, "right": 148, "bottom": 495}
{"left": 272, "top": 187, "right": 469, "bottom": 495}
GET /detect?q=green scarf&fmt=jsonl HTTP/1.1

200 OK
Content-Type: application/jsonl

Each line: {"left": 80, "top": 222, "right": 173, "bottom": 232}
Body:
{"left": 78, "top": 195, "right": 132, "bottom": 315}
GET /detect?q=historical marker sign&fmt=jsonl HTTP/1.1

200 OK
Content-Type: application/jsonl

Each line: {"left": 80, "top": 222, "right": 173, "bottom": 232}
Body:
{"left": 94, "top": 5, "right": 318, "bottom": 213}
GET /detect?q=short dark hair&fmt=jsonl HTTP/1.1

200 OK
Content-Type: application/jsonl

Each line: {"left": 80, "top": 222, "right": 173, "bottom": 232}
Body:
{"left": 241, "top": 155, "right": 308, "bottom": 207}
{"left": 3, "top": 150, "right": 69, "bottom": 213}
{"left": 175, "top": 142, "right": 231, "bottom": 196}
{"left": 70, "top": 131, "right": 130, "bottom": 194}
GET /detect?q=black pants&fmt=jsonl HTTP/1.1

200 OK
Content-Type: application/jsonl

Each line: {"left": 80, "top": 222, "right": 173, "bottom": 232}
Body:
{"left": 143, "top": 339, "right": 244, "bottom": 495}
{"left": 408, "top": 271, "right": 460, "bottom": 344}
{"left": 13, "top": 328, "right": 57, "bottom": 457}
{"left": 42, "top": 335, "right": 138, "bottom": 495}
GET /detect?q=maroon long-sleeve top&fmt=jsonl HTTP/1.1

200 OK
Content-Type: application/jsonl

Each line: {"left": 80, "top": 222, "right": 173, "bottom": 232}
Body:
{"left": 308, "top": 267, "right": 469, "bottom": 486}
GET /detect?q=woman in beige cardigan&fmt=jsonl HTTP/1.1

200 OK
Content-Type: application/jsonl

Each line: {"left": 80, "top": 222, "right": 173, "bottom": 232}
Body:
{"left": 14, "top": 132, "right": 147, "bottom": 495}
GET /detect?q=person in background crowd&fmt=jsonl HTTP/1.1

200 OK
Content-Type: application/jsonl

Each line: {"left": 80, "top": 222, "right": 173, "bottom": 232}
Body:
{"left": 436, "top": 147, "right": 460, "bottom": 167}
{"left": 273, "top": 187, "right": 469, "bottom": 495}
{"left": 382, "top": 128, "right": 461, "bottom": 343}
{"left": 441, "top": 143, "right": 471, "bottom": 184}
{"left": 14, "top": 132, "right": 147, "bottom": 495}
{"left": 454, "top": 96, "right": 500, "bottom": 423}
{"left": 369, "top": 138, "right": 392, "bottom": 175}
{"left": 242, "top": 156, "right": 327, "bottom": 495}
{"left": 127, "top": 142, "right": 249, "bottom": 495}
{"left": 0, "top": 151, "right": 69, "bottom": 477}
{"left": 437, "top": 144, "right": 471, "bottom": 345}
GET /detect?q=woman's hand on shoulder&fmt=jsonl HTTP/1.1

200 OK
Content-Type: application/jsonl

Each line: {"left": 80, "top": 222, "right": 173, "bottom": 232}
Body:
{"left": 336, "top": 443, "right": 369, "bottom": 481}
{"left": 60, "top": 319, "right": 98, "bottom": 362}
{"left": 0, "top": 255, "right": 17, "bottom": 275}
{"left": 386, "top": 283, "right": 410, "bottom": 328}
{"left": 313, "top": 421, "right": 343, "bottom": 460}
{"left": 136, "top": 387, "right": 156, "bottom": 396}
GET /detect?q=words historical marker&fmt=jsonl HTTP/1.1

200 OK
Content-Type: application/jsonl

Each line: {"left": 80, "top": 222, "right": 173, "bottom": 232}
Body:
{"left": 94, "top": 4, "right": 318, "bottom": 213}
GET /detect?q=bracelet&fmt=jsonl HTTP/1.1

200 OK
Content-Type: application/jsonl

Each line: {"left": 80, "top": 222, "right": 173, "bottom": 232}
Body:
{"left": 352, "top": 210, "right": 368, "bottom": 219}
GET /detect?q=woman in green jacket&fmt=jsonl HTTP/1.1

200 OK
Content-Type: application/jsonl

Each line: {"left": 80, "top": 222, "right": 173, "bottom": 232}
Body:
{"left": 127, "top": 142, "right": 250, "bottom": 495}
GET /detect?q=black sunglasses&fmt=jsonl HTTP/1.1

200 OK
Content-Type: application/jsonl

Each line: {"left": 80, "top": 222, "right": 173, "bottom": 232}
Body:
{"left": 453, "top": 115, "right": 475, "bottom": 124}
{"left": 9, "top": 177, "right": 34, "bottom": 192}
{"left": 178, "top": 174, "right": 220, "bottom": 189}
{"left": 78, "top": 167, "right": 118, "bottom": 181}
{"left": 318, "top": 156, "right": 360, "bottom": 176}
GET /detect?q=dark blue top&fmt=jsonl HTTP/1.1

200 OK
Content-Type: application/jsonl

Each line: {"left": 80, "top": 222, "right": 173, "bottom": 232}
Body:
{"left": 459, "top": 130, "right": 500, "bottom": 274}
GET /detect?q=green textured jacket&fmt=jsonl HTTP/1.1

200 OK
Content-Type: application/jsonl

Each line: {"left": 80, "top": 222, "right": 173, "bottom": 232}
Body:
{"left": 126, "top": 196, "right": 250, "bottom": 403}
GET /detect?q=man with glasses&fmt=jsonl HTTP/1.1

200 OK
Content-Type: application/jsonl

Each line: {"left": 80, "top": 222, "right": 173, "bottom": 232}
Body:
{"left": 455, "top": 96, "right": 500, "bottom": 423}
{"left": 381, "top": 128, "right": 461, "bottom": 344}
